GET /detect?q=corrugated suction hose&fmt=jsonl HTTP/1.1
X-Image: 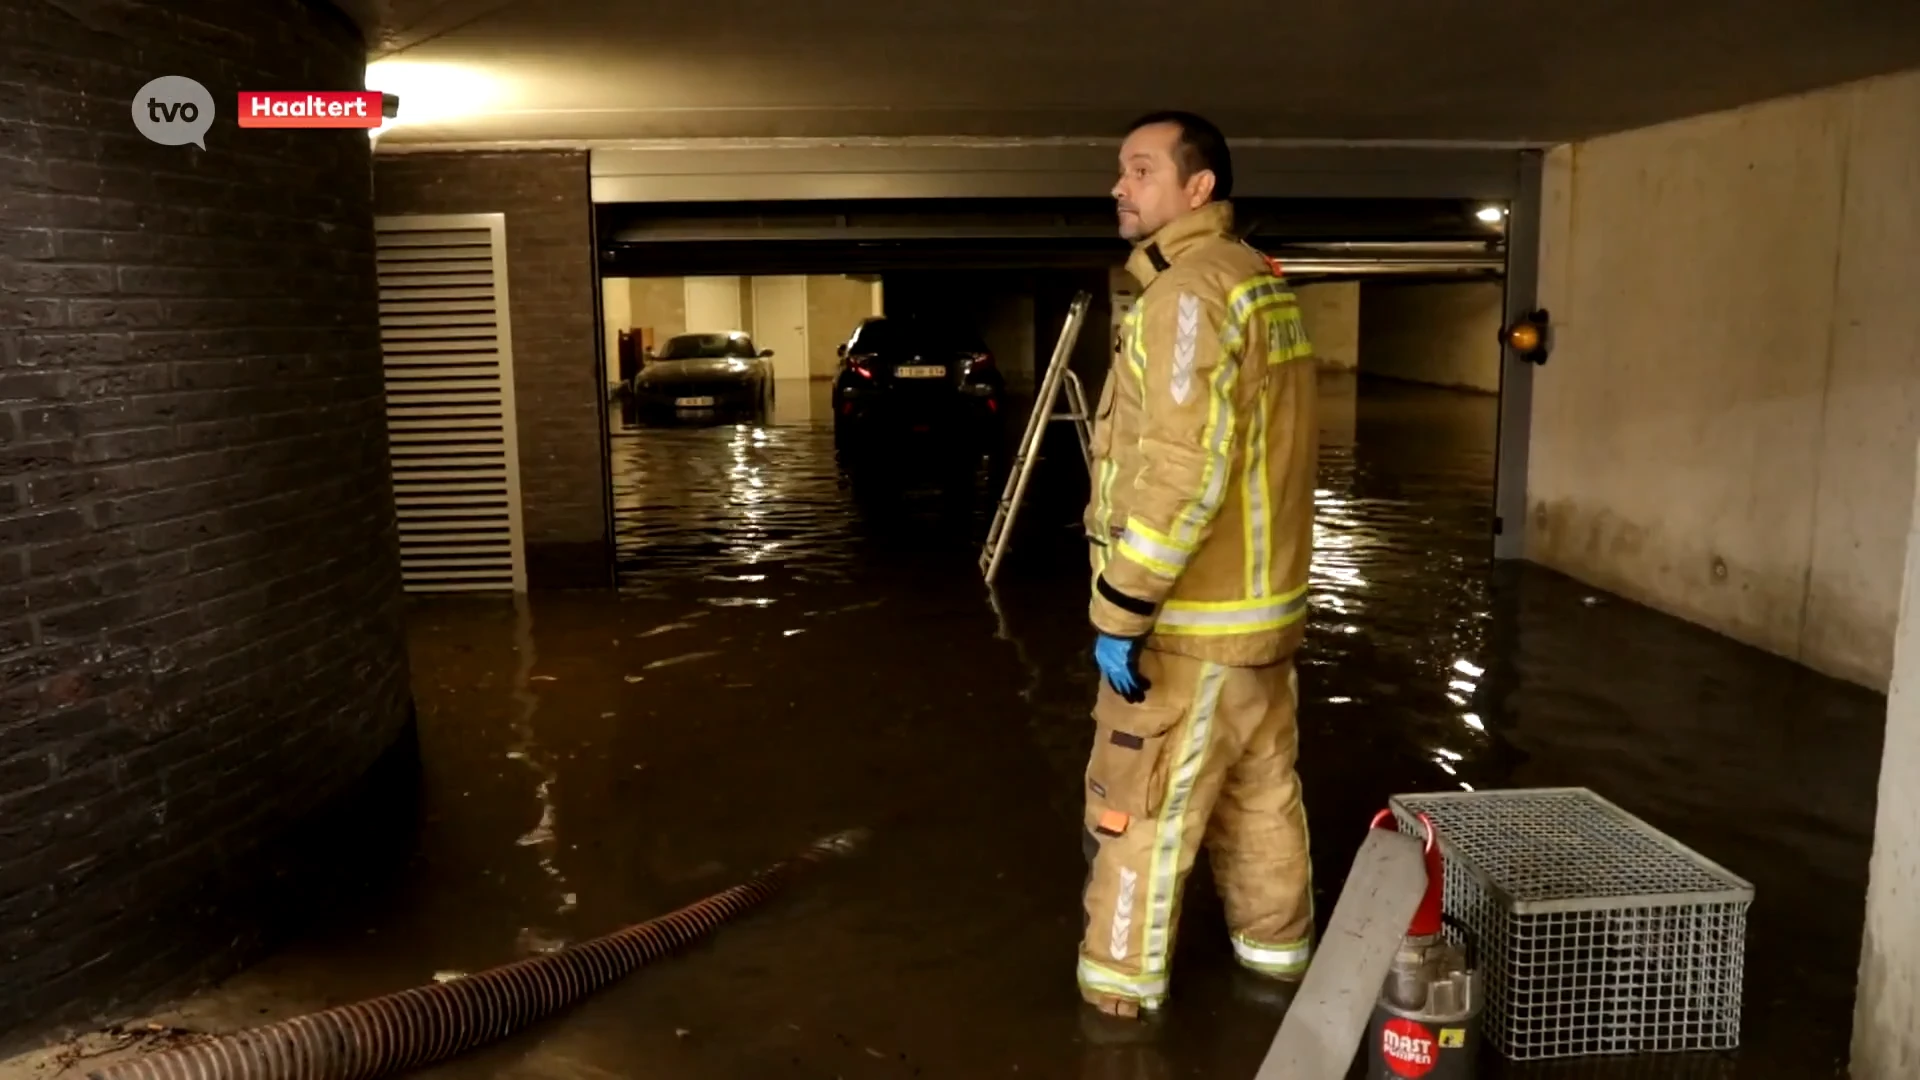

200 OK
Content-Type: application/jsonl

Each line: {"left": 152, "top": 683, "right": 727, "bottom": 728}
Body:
{"left": 90, "top": 829, "right": 868, "bottom": 1080}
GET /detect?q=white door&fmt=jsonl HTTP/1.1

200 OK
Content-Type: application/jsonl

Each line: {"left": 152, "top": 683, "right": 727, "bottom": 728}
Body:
{"left": 751, "top": 276, "right": 810, "bottom": 382}
{"left": 683, "top": 276, "right": 742, "bottom": 333}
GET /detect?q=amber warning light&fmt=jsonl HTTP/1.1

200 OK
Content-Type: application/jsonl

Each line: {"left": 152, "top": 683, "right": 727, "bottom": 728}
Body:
{"left": 1500, "top": 309, "right": 1552, "bottom": 365}
{"left": 238, "top": 91, "right": 385, "bottom": 128}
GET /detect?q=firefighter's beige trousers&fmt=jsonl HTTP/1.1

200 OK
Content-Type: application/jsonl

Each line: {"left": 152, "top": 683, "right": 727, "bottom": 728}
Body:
{"left": 1077, "top": 647, "right": 1314, "bottom": 1010}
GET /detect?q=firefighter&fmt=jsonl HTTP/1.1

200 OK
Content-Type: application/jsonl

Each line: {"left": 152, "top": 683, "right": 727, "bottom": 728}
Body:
{"left": 1077, "top": 111, "right": 1319, "bottom": 1018}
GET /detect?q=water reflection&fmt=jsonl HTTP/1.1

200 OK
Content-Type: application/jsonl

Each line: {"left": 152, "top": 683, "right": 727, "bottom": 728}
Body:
{"left": 30, "top": 374, "right": 1872, "bottom": 1080}
{"left": 563, "top": 373, "right": 1880, "bottom": 1078}
{"left": 610, "top": 419, "right": 862, "bottom": 590}
{"left": 610, "top": 384, "right": 996, "bottom": 595}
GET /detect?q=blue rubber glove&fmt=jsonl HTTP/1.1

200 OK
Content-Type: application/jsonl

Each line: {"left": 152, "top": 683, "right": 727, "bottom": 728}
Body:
{"left": 1094, "top": 634, "right": 1151, "bottom": 704}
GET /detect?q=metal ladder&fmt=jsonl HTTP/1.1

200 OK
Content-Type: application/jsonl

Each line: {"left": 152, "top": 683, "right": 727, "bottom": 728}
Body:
{"left": 980, "top": 291, "right": 1093, "bottom": 584}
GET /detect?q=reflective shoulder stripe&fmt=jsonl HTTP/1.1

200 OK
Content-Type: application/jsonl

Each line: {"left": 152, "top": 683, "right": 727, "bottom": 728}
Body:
{"left": 1226, "top": 275, "right": 1296, "bottom": 325}
{"left": 1220, "top": 274, "right": 1298, "bottom": 352}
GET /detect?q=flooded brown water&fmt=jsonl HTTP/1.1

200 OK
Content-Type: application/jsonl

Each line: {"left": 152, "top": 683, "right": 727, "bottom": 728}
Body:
{"left": 18, "top": 375, "right": 1880, "bottom": 1080}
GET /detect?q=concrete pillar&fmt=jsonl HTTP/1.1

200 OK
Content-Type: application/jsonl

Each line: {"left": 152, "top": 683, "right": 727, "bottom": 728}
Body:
{"left": 1, "top": 0, "right": 412, "bottom": 1040}
{"left": 1295, "top": 282, "right": 1359, "bottom": 372}
{"left": 1853, "top": 438, "right": 1920, "bottom": 1075}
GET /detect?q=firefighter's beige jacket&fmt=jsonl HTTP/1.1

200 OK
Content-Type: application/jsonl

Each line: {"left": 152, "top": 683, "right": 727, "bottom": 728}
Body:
{"left": 1085, "top": 201, "right": 1318, "bottom": 668}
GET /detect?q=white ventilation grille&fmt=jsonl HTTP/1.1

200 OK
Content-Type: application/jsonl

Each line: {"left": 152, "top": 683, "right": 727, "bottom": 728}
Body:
{"left": 374, "top": 213, "right": 527, "bottom": 593}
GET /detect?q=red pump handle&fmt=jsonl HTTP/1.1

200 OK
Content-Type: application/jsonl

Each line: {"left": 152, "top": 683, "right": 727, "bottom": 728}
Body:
{"left": 1370, "top": 808, "right": 1435, "bottom": 854}
{"left": 1371, "top": 808, "right": 1445, "bottom": 938}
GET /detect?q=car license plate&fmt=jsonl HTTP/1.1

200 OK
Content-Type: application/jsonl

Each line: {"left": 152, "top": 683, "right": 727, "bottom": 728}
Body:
{"left": 675, "top": 396, "right": 716, "bottom": 407}
{"left": 896, "top": 365, "right": 946, "bottom": 379}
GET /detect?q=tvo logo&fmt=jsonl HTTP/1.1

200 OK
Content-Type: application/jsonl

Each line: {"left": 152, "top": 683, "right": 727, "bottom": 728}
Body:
{"left": 132, "top": 76, "right": 215, "bottom": 149}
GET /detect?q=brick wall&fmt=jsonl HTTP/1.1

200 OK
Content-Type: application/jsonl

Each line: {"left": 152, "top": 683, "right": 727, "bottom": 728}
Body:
{"left": 0, "top": 0, "right": 414, "bottom": 1040}
{"left": 372, "top": 152, "right": 611, "bottom": 588}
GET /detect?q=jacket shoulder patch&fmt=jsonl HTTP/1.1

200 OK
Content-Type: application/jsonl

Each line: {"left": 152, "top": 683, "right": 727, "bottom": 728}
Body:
{"left": 1170, "top": 292, "right": 1200, "bottom": 405}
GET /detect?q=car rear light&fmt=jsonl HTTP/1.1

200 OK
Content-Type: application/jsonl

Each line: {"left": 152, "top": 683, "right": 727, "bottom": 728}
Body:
{"left": 848, "top": 353, "right": 876, "bottom": 378}
{"left": 967, "top": 352, "right": 994, "bottom": 369}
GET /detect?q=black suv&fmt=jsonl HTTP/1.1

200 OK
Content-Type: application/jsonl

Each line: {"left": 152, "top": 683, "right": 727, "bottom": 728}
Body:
{"left": 830, "top": 315, "right": 1008, "bottom": 480}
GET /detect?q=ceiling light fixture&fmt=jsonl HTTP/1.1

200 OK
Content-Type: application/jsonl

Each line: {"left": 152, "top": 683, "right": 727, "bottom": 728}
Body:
{"left": 364, "top": 60, "right": 503, "bottom": 140}
{"left": 1476, "top": 206, "right": 1506, "bottom": 223}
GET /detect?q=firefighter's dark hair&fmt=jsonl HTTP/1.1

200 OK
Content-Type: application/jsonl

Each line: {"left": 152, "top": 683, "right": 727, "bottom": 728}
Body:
{"left": 1125, "top": 110, "right": 1233, "bottom": 201}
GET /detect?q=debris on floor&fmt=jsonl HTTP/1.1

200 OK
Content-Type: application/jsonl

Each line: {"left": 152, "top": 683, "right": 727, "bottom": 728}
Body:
{"left": 27, "top": 1022, "right": 209, "bottom": 1078}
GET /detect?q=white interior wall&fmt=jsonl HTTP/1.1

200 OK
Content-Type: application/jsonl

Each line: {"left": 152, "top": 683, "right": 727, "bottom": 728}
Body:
{"left": 1527, "top": 69, "right": 1920, "bottom": 691}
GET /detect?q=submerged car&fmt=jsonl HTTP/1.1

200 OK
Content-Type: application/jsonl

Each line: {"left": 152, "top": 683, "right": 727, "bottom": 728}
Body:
{"left": 629, "top": 332, "right": 776, "bottom": 420}
{"left": 830, "top": 315, "right": 1007, "bottom": 481}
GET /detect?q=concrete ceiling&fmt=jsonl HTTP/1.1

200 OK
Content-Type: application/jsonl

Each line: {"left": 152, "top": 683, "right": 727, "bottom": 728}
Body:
{"left": 346, "top": 0, "right": 1920, "bottom": 147}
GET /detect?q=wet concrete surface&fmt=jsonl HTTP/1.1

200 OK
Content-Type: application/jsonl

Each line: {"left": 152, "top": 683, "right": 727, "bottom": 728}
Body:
{"left": 6, "top": 375, "right": 1884, "bottom": 1080}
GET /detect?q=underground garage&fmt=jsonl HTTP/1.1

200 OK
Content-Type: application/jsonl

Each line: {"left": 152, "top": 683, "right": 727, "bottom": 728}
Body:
{"left": 5, "top": 0, "right": 1920, "bottom": 1077}
{"left": 592, "top": 194, "right": 1511, "bottom": 592}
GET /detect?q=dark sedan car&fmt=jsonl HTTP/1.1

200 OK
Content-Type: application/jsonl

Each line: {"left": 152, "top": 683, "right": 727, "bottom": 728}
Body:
{"left": 830, "top": 315, "right": 1007, "bottom": 483}
{"left": 628, "top": 332, "right": 775, "bottom": 420}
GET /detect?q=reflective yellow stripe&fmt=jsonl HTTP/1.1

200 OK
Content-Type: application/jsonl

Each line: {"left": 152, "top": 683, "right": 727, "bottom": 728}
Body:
{"left": 1117, "top": 521, "right": 1193, "bottom": 579}
{"left": 1223, "top": 278, "right": 1296, "bottom": 351}
{"left": 1141, "top": 663, "right": 1226, "bottom": 981}
{"left": 1225, "top": 277, "right": 1296, "bottom": 333}
{"left": 1077, "top": 957, "right": 1169, "bottom": 1005}
{"left": 1094, "top": 456, "right": 1118, "bottom": 562}
{"left": 1157, "top": 583, "right": 1309, "bottom": 636}
{"left": 1116, "top": 542, "right": 1179, "bottom": 579}
{"left": 1106, "top": 271, "right": 1306, "bottom": 599}
{"left": 1241, "top": 377, "right": 1272, "bottom": 596}
{"left": 1125, "top": 306, "right": 1148, "bottom": 382}
{"left": 1230, "top": 932, "right": 1313, "bottom": 975}
{"left": 1167, "top": 355, "right": 1238, "bottom": 549}
{"left": 1268, "top": 305, "right": 1314, "bottom": 362}
{"left": 1224, "top": 273, "right": 1315, "bottom": 365}
{"left": 1227, "top": 274, "right": 1293, "bottom": 597}
{"left": 1091, "top": 310, "right": 1136, "bottom": 554}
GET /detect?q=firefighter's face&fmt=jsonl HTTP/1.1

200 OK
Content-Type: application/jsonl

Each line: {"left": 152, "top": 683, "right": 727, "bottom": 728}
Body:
{"left": 1113, "top": 122, "right": 1215, "bottom": 241}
